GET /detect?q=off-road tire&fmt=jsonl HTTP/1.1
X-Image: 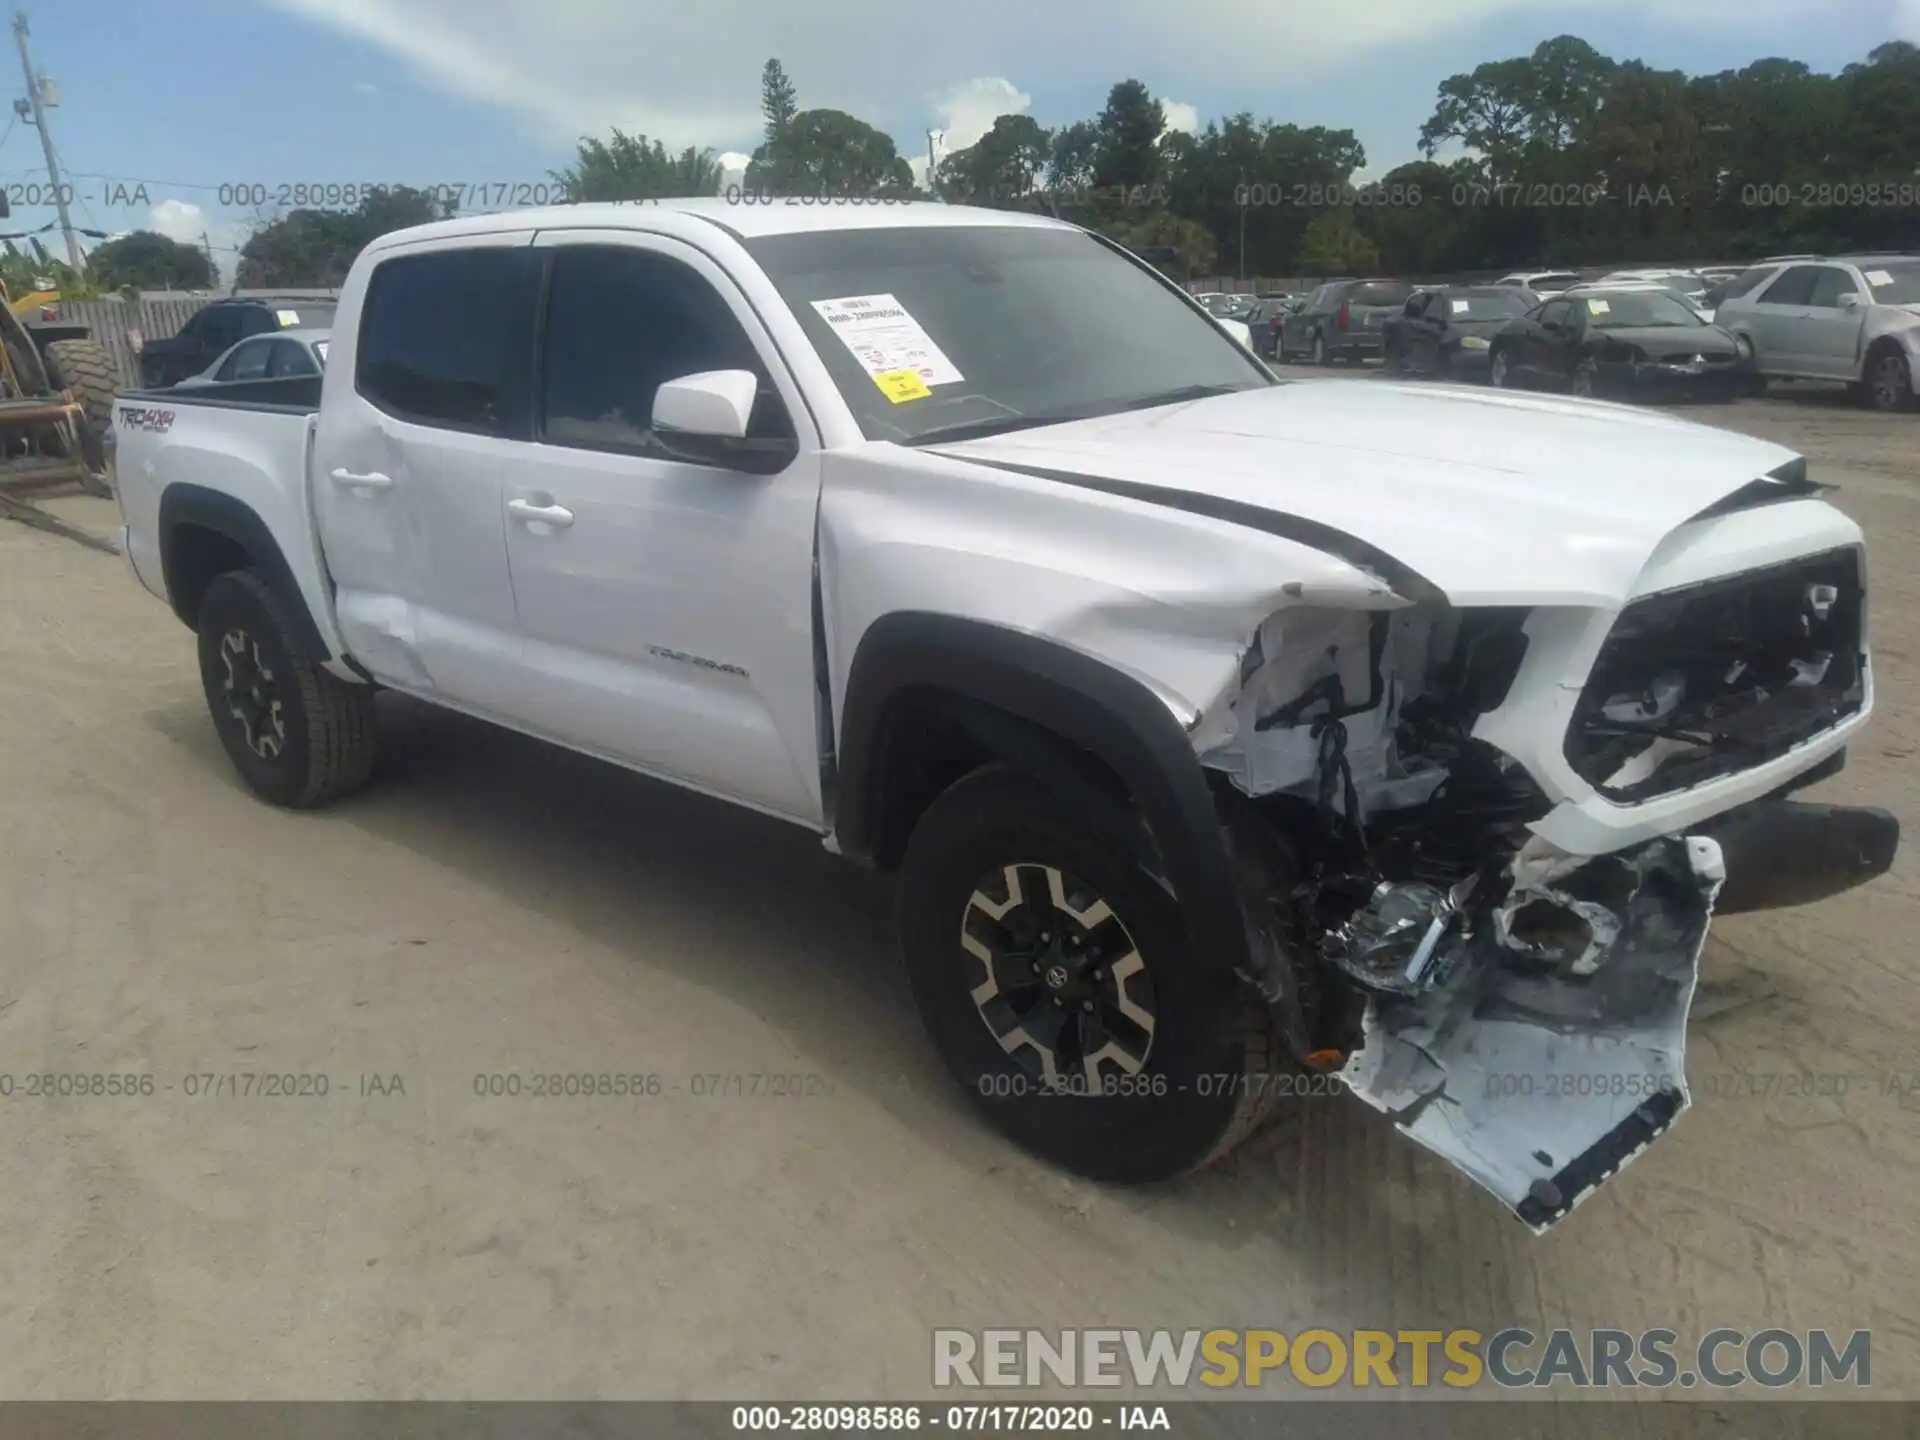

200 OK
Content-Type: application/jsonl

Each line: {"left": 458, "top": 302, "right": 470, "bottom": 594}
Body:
{"left": 898, "top": 764, "right": 1281, "bottom": 1183}
{"left": 42, "top": 338, "right": 117, "bottom": 436}
{"left": 196, "top": 569, "right": 377, "bottom": 808}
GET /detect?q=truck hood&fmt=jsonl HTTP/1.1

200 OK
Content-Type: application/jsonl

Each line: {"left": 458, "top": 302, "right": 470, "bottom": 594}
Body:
{"left": 932, "top": 380, "right": 1809, "bottom": 607}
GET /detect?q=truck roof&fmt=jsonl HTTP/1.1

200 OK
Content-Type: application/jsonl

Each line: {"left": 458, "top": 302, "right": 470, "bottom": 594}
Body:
{"left": 362, "top": 198, "right": 1074, "bottom": 257}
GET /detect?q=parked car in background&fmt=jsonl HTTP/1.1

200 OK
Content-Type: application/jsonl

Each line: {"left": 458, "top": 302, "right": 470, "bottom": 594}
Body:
{"left": 137, "top": 298, "right": 338, "bottom": 388}
{"left": 1278, "top": 278, "right": 1415, "bottom": 364}
{"left": 1713, "top": 255, "right": 1920, "bottom": 411}
{"left": 1489, "top": 286, "right": 1743, "bottom": 401}
{"left": 1594, "top": 270, "right": 1716, "bottom": 318}
{"left": 175, "top": 329, "right": 330, "bottom": 389}
{"left": 1382, "top": 285, "right": 1538, "bottom": 380}
{"left": 1196, "top": 292, "right": 1259, "bottom": 320}
{"left": 1495, "top": 270, "right": 1584, "bottom": 297}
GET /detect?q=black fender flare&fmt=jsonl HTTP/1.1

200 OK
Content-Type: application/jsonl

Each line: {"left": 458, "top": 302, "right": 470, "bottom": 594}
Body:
{"left": 834, "top": 612, "right": 1251, "bottom": 979}
{"left": 157, "top": 483, "right": 329, "bottom": 661}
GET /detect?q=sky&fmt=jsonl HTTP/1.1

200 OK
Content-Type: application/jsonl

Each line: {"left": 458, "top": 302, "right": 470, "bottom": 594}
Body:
{"left": 6, "top": 0, "right": 1915, "bottom": 280}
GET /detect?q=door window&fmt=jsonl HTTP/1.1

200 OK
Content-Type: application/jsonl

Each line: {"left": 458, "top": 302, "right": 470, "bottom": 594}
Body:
{"left": 1805, "top": 268, "right": 1858, "bottom": 309}
{"left": 217, "top": 338, "right": 274, "bottom": 381}
{"left": 1758, "top": 266, "right": 1819, "bottom": 307}
{"left": 269, "top": 339, "right": 320, "bottom": 377}
{"left": 537, "top": 245, "right": 792, "bottom": 460}
{"left": 356, "top": 247, "right": 535, "bottom": 435}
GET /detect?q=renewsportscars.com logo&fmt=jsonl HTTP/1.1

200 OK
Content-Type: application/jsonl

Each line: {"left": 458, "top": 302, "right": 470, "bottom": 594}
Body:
{"left": 932, "top": 1328, "right": 1871, "bottom": 1391}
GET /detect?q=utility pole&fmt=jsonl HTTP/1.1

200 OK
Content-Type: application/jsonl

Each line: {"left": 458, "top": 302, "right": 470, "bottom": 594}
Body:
{"left": 927, "top": 130, "right": 944, "bottom": 199}
{"left": 202, "top": 231, "right": 218, "bottom": 290}
{"left": 12, "top": 12, "right": 82, "bottom": 271}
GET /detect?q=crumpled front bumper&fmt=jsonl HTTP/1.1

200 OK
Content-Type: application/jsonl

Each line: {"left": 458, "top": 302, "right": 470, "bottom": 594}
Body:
{"left": 1339, "top": 833, "right": 1724, "bottom": 1232}
{"left": 1335, "top": 795, "right": 1897, "bottom": 1231}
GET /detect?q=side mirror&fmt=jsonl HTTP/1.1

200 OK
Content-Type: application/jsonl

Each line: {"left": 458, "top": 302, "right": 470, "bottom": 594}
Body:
{"left": 652, "top": 368, "right": 796, "bottom": 474}
{"left": 1839, "top": 293, "right": 1864, "bottom": 310}
{"left": 1216, "top": 317, "right": 1254, "bottom": 351}
{"left": 654, "top": 369, "right": 756, "bottom": 439}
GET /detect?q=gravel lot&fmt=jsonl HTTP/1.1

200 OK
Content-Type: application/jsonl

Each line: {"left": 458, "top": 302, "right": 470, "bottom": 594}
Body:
{"left": 1, "top": 382, "right": 1916, "bottom": 1403}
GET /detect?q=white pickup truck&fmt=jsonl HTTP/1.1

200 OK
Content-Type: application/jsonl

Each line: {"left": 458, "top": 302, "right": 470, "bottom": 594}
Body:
{"left": 112, "top": 200, "right": 1897, "bottom": 1231}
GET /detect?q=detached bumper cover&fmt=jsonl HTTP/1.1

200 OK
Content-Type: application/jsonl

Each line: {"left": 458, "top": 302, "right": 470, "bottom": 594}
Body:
{"left": 1340, "top": 835, "right": 1723, "bottom": 1233}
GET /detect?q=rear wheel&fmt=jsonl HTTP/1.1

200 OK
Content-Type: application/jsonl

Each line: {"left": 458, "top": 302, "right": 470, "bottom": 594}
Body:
{"left": 195, "top": 569, "right": 378, "bottom": 808}
{"left": 1310, "top": 332, "right": 1327, "bottom": 366}
{"left": 898, "top": 765, "right": 1281, "bottom": 1183}
{"left": 1571, "top": 358, "right": 1599, "bottom": 397}
{"left": 1490, "top": 346, "right": 1515, "bottom": 388}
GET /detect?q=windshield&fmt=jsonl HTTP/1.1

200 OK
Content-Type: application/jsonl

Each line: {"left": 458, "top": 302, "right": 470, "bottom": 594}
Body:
{"left": 1861, "top": 262, "right": 1920, "bottom": 305}
{"left": 745, "top": 226, "right": 1270, "bottom": 444}
{"left": 1580, "top": 292, "right": 1705, "bottom": 329}
{"left": 1443, "top": 290, "right": 1535, "bottom": 318}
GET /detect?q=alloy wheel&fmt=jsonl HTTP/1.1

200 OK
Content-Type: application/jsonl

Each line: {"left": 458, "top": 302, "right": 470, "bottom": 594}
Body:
{"left": 219, "top": 628, "right": 286, "bottom": 759}
{"left": 960, "top": 862, "right": 1157, "bottom": 1090}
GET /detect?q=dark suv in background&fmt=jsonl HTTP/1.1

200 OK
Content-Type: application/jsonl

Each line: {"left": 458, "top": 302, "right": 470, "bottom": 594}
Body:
{"left": 137, "top": 297, "right": 339, "bottom": 388}
{"left": 1278, "top": 278, "right": 1417, "bottom": 364}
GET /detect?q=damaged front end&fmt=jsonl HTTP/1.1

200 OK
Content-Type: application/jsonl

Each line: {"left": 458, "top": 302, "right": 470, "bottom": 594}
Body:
{"left": 1194, "top": 594, "right": 1804, "bottom": 1231}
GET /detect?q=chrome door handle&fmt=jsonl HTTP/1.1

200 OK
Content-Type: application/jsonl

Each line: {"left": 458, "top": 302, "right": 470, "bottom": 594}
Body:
{"left": 507, "top": 498, "right": 575, "bottom": 529}
{"left": 330, "top": 467, "right": 393, "bottom": 490}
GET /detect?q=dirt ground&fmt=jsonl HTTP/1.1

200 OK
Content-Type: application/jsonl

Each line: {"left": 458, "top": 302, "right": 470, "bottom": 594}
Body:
{"left": 0, "top": 387, "right": 1916, "bottom": 1404}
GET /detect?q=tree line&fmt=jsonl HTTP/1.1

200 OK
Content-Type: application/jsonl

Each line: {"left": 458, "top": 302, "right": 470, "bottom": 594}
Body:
{"left": 74, "top": 37, "right": 1920, "bottom": 290}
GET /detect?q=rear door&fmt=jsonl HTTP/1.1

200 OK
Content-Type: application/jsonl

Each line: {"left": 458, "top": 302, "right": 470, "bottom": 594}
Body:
{"left": 501, "top": 231, "right": 825, "bottom": 823}
{"left": 1746, "top": 265, "right": 1819, "bottom": 371}
{"left": 312, "top": 233, "right": 539, "bottom": 717}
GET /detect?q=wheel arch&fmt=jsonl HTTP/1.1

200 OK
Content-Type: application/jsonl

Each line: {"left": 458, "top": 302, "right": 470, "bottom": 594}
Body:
{"left": 158, "top": 483, "right": 328, "bottom": 660}
{"left": 834, "top": 612, "right": 1252, "bottom": 980}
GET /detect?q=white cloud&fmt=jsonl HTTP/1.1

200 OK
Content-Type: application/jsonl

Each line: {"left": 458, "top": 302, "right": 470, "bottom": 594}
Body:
{"left": 352, "top": 80, "right": 380, "bottom": 94}
{"left": 1894, "top": 0, "right": 1920, "bottom": 38}
{"left": 266, "top": 0, "right": 1848, "bottom": 157}
{"left": 1159, "top": 99, "right": 1201, "bottom": 136}
{"left": 149, "top": 198, "right": 209, "bottom": 245}
{"left": 926, "top": 76, "right": 1033, "bottom": 152}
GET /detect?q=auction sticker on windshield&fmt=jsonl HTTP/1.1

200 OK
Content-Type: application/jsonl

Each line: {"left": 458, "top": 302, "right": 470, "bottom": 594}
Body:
{"left": 1865, "top": 270, "right": 1894, "bottom": 287}
{"left": 810, "top": 294, "right": 965, "bottom": 389}
{"left": 1587, "top": 298, "right": 1611, "bottom": 314}
{"left": 873, "top": 369, "right": 932, "bottom": 404}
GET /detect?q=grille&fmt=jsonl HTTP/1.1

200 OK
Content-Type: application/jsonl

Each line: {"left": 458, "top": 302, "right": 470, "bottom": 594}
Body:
{"left": 1564, "top": 548, "right": 1866, "bottom": 802}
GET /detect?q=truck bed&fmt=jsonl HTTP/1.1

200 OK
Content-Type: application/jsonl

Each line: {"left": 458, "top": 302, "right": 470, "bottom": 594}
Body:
{"left": 113, "top": 376, "right": 350, "bottom": 667}
{"left": 117, "top": 374, "right": 324, "bottom": 413}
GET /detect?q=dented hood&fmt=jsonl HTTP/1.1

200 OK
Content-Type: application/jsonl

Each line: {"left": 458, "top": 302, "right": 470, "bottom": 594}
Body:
{"left": 934, "top": 381, "right": 1809, "bottom": 607}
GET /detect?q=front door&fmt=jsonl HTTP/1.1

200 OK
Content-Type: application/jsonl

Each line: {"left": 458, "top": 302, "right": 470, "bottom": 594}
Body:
{"left": 1797, "top": 267, "right": 1867, "bottom": 379}
{"left": 500, "top": 232, "right": 826, "bottom": 825}
{"left": 311, "top": 233, "right": 539, "bottom": 718}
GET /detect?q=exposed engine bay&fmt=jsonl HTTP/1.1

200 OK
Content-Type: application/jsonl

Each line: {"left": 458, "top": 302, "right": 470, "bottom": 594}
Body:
{"left": 1193, "top": 552, "right": 1868, "bottom": 1228}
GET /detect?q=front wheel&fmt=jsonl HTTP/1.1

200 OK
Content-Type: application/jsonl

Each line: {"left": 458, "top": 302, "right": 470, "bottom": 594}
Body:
{"left": 1490, "top": 346, "right": 1515, "bottom": 388}
{"left": 1866, "top": 349, "right": 1917, "bottom": 413}
{"left": 898, "top": 765, "right": 1281, "bottom": 1183}
{"left": 1310, "top": 332, "right": 1327, "bottom": 366}
{"left": 196, "top": 569, "right": 379, "bottom": 807}
{"left": 1570, "top": 358, "right": 1599, "bottom": 397}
